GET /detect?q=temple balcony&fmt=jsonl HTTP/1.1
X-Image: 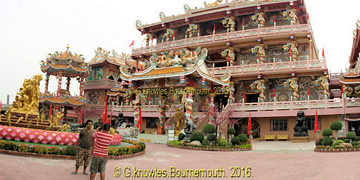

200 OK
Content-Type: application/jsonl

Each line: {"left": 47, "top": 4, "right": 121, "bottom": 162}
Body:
{"left": 83, "top": 79, "right": 116, "bottom": 90}
{"left": 86, "top": 98, "right": 360, "bottom": 119}
{"left": 132, "top": 24, "right": 310, "bottom": 56}
{"left": 209, "top": 59, "right": 326, "bottom": 77}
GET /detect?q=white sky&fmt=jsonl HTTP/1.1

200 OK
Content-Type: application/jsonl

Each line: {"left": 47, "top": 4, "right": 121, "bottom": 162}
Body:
{"left": 0, "top": 0, "right": 358, "bottom": 104}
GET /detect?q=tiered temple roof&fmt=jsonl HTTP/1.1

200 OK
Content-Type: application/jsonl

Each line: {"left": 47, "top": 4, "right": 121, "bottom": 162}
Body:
{"left": 40, "top": 45, "right": 89, "bottom": 78}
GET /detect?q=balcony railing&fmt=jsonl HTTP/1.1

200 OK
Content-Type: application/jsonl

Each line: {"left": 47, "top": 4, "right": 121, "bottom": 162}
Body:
{"left": 209, "top": 59, "right": 326, "bottom": 77}
{"left": 83, "top": 79, "right": 116, "bottom": 90}
{"left": 132, "top": 24, "right": 310, "bottom": 56}
{"left": 227, "top": 98, "right": 360, "bottom": 112}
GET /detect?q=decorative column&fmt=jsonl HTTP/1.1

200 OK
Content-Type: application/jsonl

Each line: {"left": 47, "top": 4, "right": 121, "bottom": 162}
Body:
{"left": 228, "top": 82, "right": 235, "bottom": 104}
{"left": 315, "top": 76, "right": 329, "bottom": 99}
{"left": 282, "top": 8, "right": 298, "bottom": 25}
{"left": 221, "top": 48, "right": 235, "bottom": 66}
{"left": 158, "top": 95, "right": 167, "bottom": 134}
{"left": 45, "top": 73, "right": 50, "bottom": 94}
{"left": 283, "top": 41, "right": 298, "bottom": 61}
{"left": 56, "top": 74, "right": 63, "bottom": 99}
{"left": 251, "top": 44, "right": 265, "bottom": 64}
{"left": 184, "top": 87, "right": 194, "bottom": 126}
{"left": 282, "top": 77, "right": 299, "bottom": 101}
{"left": 250, "top": 80, "right": 266, "bottom": 102}
{"left": 209, "top": 93, "right": 215, "bottom": 123}
{"left": 133, "top": 93, "right": 141, "bottom": 134}
{"left": 66, "top": 77, "right": 71, "bottom": 92}
{"left": 80, "top": 78, "right": 84, "bottom": 96}
{"left": 222, "top": 17, "right": 236, "bottom": 32}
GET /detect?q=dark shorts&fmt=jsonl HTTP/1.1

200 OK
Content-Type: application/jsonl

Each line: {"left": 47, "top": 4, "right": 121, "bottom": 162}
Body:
{"left": 90, "top": 155, "right": 108, "bottom": 174}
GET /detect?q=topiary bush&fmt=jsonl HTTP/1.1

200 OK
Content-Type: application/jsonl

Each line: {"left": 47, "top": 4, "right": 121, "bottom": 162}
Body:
{"left": 231, "top": 136, "right": 240, "bottom": 145}
{"left": 333, "top": 140, "right": 344, "bottom": 146}
{"left": 322, "top": 128, "right": 333, "bottom": 137}
{"left": 190, "top": 131, "right": 204, "bottom": 143}
{"left": 321, "top": 137, "right": 333, "bottom": 146}
{"left": 227, "top": 128, "right": 236, "bottom": 135}
{"left": 315, "top": 138, "right": 323, "bottom": 146}
{"left": 352, "top": 141, "right": 358, "bottom": 147}
{"left": 346, "top": 132, "right": 357, "bottom": 140}
{"left": 207, "top": 134, "right": 216, "bottom": 142}
{"left": 178, "top": 133, "right": 185, "bottom": 141}
{"left": 217, "top": 138, "right": 229, "bottom": 147}
{"left": 238, "top": 134, "right": 248, "bottom": 143}
{"left": 202, "top": 139, "right": 210, "bottom": 146}
{"left": 202, "top": 124, "right": 216, "bottom": 135}
{"left": 344, "top": 138, "right": 350, "bottom": 143}
{"left": 330, "top": 121, "right": 342, "bottom": 131}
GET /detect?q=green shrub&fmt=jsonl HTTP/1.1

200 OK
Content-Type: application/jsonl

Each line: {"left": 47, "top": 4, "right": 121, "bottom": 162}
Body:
{"left": 184, "top": 140, "right": 190, "bottom": 144}
{"left": 48, "top": 147, "right": 61, "bottom": 155}
{"left": 168, "top": 140, "right": 181, "bottom": 145}
{"left": 344, "top": 139, "right": 350, "bottom": 143}
{"left": 178, "top": 133, "right": 185, "bottom": 141}
{"left": 333, "top": 140, "right": 344, "bottom": 146}
{"left": 238, "top": 134, "right": 248, "bottom": 143}
{"left": 60, "top": 148, "right": 67, "bottom": 155}
{"left": 315, "top": 138, "right": 323, "bottom": 146}
{"left": 202, "top": 124, "right": 216, "bottom": 135}
{"left": 190, "top": 131, "right": 204, "bottom": 143}
{"left": 352, "top": 141, "right": 358, "bottom": 147}
{"left": 65, "top": 146, "right": 77, "bottom": 156}
{"left": 346, "top": 132, "right": 357, "bottom": 140}
{"left": 18, "top": 143, "right": 31, "bottom": 152}
{"left": 108, "top": 147, "right": 117, "bottom": 156}
{"left": 202, "top": 139, "right": 210, "bottom": 146}
{"left": 217, "top": 138, "right": 229, "bottom": 147}
{"left": 231, "top": 136, "right": 240, "bottom": 145}
{"left": 330, "top": 121, "right": 342, "bottom": 131}
{"left": 207, "top": 134, "right": 216, "bottom": 142}
{"left": 138, "top": 142, "right": 146, "bottom": 151}
{"left": 322, "top": 128, "right": 333, "bottom": 137}
{"left": 321, "top": 137, "right": 333, "bottom": 146}
{"left": 227, "top": 128, "right": 236, "bottom": 135}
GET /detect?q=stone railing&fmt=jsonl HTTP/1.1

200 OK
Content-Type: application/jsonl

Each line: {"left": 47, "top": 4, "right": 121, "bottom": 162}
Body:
{"left": 209, "top": 59, "right": 326, "bottom": 77}
{"left": 83, "top": 79, "right": 116, "bottom": 90}
{"left": 227, "top": 98, "right": 360, "bottom": 112}
{"left": 132, "top": 24, "right": 310, "bottom": 56}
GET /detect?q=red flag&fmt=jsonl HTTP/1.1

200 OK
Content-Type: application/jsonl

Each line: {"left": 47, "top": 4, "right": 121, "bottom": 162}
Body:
{"left": 213, "top": 24, "right": 216, "bottom": 33}
{"left": 102, "top": 95, "right": 108, "bottom": 123}
{"left": 137, "top": 107, "right": 143, "bottom": 133}
{"left": 129, "top": 40, "right": 134, "bottom": 47}
{"left": 0, "top": 101, "right": 2, "bottom": 110}
{"left": 242, "top": 91, "right": 245, "bottom": 100}
{"left": 274, "top": 16, "right": 276, "bottom": 23}
{"left": 227, "top": 56, "right": 229, "bottom": 63}
{"left": 172, "top": 31, "right": 176, "bottom": 40}
{"left": 307, "top": 86, "right": 310, "bottom": 96}
{"left": 314, "top": 110, "right": 318, "bottom": 134}
{"left": 306, "top": 14, "right": 309, "bottom": 20}
{"left": 248, "top": 112, "right": 252, "bottom": 135}
{"left": 274, "top": 88, "right": 276, "bottom": 98}
{"left": 242, "top": 19, "right": 245, "bottom": 27}
{"left": 322, "top": 48, "right": 325, "bottom": 59}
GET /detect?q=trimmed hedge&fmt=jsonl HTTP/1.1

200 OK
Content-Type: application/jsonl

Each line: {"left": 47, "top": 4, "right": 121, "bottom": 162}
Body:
{"left": 346, "top": 132, "right": 356, "bottom": 140}
{"left": 217, "top": 138, "right": 229, "bottom": 147}
{"left": 322, "top": 128, "right": 333, "bottom": 137}
{"left": 227, "top": 128, "right": 236, "bottom": 135}
{"left": 231, "top": 136, "right": 240, "bottom": 145}
{"left": 202, "top": 124, "right": 216, "bottom": 135}
{"left": 321, "top": 137, "right": 333, "bottom": 146}
{"left": 178, "top": 133, "right": 185, "bottom": 141}
{"left": 190, "top": 131, "right": 204, "bottom": 143}
{"left": 330, "top": 121, "right": 342, "bottom": 131}
{"left": 238, "top": 134, "right": 249, "bottom": 143}
{"left": 207, "top": 134, "right": 216, "bottom": 142}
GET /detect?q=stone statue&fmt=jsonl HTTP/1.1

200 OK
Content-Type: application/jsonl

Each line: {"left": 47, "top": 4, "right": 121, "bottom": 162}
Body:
{"left": 294, "top": 111, "right": 308, "bottom": 137}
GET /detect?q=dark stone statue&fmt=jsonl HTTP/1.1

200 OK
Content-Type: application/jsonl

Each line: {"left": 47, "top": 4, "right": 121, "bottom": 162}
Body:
{"left": 294, "top": 111, "right": 308, "bottom": 137}
{"left": 184, "top": 120, "right": 194, "bottom": 140}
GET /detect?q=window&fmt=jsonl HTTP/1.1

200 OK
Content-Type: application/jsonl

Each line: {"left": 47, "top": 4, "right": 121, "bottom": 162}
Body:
{"left": 271, "top": 119, "right": 288, "bottom": 131}
{"left": 307, "top": 117, "right": 321, "bottom": 130}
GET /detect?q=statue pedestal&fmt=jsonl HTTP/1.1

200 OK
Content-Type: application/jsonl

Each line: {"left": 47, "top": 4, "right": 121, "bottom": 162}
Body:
{"left": 292, "top": 136, "right": 310, "bottom": 143}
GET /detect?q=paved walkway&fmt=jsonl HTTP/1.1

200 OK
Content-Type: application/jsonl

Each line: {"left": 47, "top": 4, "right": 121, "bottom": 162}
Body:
{"left": 0, "top": 143, "right": 359, "bottom": 180}
{"left": 252, "top": 141, "right": 315, "bottom": 152}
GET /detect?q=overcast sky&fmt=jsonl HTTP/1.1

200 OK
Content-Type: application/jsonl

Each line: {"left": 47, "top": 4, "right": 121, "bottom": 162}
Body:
{"left": 0, "top": 0, "right": 359, "bottom": 104}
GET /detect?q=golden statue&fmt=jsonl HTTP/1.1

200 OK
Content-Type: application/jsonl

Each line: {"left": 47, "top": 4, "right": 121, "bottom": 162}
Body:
{"left": 7, "top": 75, "right": 43, "bottom": 115}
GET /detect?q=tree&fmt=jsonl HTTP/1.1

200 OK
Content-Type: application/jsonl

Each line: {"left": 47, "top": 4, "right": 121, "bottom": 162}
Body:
{"left": 201, "top": 102, "right": 233, "bottom": 144}
{"left": 330, "top": 121, "right": 342, "bottom": 140}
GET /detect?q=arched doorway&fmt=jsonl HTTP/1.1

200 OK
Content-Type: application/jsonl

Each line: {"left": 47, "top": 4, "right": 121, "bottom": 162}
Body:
{"left": 233, "top": 118, "right": 260, "bottom": 138}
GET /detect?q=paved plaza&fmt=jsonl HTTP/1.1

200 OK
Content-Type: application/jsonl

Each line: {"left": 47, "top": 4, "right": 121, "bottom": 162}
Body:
{"left": 0, "top": 142, "right": 359, "bottom": 180}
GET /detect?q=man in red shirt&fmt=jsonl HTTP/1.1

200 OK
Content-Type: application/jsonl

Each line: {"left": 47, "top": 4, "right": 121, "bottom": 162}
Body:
{"left": 90, "top": 123, "right": 114, "bottom": 180}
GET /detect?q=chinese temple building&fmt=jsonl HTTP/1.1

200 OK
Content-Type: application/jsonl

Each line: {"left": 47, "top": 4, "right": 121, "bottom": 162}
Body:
{"left": 40, "top": 45, "right": 89, "bottom": 123}
{"left": 82, "top": 0, "right": 360, "bottom": 140}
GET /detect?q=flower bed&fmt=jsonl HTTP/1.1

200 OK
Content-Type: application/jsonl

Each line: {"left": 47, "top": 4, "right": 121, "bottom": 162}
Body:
{"left": 0, "top": 139, "right": 145, "bottom": 159}
{"left": 167, "top": 140, "right": 252, "bottom": 151}
{"left": 0, "top": 125, "right": 122, "bottom": 146}
{"left": 314, "top": 146, "right": 360, "bottom": 152}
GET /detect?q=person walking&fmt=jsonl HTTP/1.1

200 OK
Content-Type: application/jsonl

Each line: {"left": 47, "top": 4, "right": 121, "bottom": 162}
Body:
{"left": 72, "top": 120, "right": 95, "bottom": 175}
{"left": 89, "top": 123, "right": 114, "bottom": 180}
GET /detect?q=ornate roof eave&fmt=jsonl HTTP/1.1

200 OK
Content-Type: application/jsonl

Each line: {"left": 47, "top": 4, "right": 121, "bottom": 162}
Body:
{"left": 40, "top": 64, "right": 89, "bottom": 77}
{"left": 137, "top": 0, "right": 298, "bottom": 31}
{"left": 39, "top": 97, "right": 87, "bottom": 106}
{"left": 339, "top": 80, "right": 360, "bottom": 85}
{"left": 120, "top": 49, "right": 229, "bottom": 86}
